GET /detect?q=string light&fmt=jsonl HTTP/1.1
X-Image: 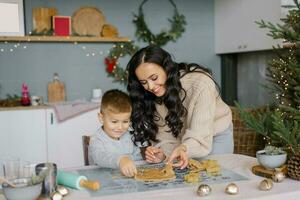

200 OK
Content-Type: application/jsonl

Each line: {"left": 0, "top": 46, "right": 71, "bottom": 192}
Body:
{"left": 0, "top": 37, "right": 115, "bottom": 60}
{"left": 76, "top": 44, "right": 110, "bottom": 58}
{"left": 0, "top": 41, "right": 29, "bottom": 52}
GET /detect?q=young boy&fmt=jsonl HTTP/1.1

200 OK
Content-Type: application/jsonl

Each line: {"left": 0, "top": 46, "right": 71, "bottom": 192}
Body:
{"left": 88, "top": 89, "right": 142, "bottom": 177}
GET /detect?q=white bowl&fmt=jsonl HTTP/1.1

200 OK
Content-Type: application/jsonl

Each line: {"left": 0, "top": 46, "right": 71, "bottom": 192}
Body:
{"left": 256, "top": 150, "right": 287, "bottom": 169}
{"left": 2, "top": 177, "right": 42, "bottom": 200}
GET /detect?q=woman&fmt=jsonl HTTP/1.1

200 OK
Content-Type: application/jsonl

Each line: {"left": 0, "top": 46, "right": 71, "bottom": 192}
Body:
{"left": 127, "top": 45, "right": 233, "bottom": 169}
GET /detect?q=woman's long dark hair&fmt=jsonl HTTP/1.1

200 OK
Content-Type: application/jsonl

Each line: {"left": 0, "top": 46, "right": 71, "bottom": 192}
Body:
{"left": 127, "top": 45, "right": 214, "bottom": 145}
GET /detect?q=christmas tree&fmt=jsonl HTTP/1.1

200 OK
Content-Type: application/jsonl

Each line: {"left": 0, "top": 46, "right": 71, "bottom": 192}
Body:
{"left": 236, "top": 0, "right": 300, "bottom": 156}
{"left": 237, "top": 1, "right": 300, "bottom": 180}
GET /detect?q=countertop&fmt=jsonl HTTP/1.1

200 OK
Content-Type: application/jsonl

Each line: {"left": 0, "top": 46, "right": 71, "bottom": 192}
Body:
{"left": 0, "top": 105, "right": 51, "bottom": 111}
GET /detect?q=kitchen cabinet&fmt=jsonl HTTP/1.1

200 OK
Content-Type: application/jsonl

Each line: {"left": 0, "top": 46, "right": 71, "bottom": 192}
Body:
{"left": 0, "top": 109, "right": 48, "bottom": 163}
{"left": 46, "top": 108, "right": 99, "bottom": 168}
{"left": 215, "top": 0, "right": 283, "bottom": 54}
{"left": 0, "top": 107, "right": 99, "bottom": 168}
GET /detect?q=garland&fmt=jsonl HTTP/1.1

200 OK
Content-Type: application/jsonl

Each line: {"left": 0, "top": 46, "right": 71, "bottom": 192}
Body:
{"left": 133, "top": 0, "right": 186, "bottom": 46}
{"left": 105, "top": 0, "right": 186, "bottom": 85}
{"left": 104, "top": 42, "right": 138, "bottom": 85}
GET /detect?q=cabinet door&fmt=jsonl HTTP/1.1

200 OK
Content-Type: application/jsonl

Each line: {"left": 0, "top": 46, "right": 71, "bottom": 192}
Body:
{"left": 46, "top": 109, "right": 99, "bottom": 168}
{"left": 0, "top": 109, "right": 47, "bottom": 163}
{"left": 215, "top": 0, "right": 282, "bottom": 54}
{"left": 215, "top": 0, "right": 244, "bottom": 53}
{"left": 240, "top": 0, "right": 282, "bottom": 52}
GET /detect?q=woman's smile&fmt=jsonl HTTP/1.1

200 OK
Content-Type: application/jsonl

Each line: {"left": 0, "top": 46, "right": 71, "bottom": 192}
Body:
{"left": 153, "top": 86, "right": 160, "bottom": 93}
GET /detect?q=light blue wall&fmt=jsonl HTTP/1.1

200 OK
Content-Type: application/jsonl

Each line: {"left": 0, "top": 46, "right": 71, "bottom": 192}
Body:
{"left": 0, "top": 0, "right": 220, "bottom": 101}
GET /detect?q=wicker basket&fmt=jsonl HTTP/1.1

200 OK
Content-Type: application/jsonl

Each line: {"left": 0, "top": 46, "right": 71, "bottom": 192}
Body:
{"left": 231, "top": 106, "right": 265, "bottom": 157}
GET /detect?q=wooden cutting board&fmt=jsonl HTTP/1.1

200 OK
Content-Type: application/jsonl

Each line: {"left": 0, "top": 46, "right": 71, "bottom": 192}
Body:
{"left": 47, "top": 81, "right": 66, "bottom": 103}
{"left": 33, "top": 8, "right": 58, "bottom": 33}
{"left": 72, "top": 7, "right": 106, "bottom": 36}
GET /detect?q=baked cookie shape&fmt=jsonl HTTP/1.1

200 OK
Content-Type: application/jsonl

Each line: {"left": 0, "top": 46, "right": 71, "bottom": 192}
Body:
{"left": 188, "top": 159, "right": 206, "bottom": 172}
{"left": 184, "top": 172, "right": 202, "bottom": 183}
{"left": 201, "top": 159, "right": 221, "bottom": 175}
{"left": 134, "top": 164, "right": 176, "bottom": 182}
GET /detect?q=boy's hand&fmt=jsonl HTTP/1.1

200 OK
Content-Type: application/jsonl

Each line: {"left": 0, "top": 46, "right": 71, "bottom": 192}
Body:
{"left": 145, "top": 146, "right": 166, "bottom": 163}
{"left": 119, "top": 156, "right": 137, "bottom": 177}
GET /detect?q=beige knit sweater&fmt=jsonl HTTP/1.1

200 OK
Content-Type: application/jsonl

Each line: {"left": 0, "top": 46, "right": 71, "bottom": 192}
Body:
{"left": 152, "top": 71, "right": 232, "bottom": 158}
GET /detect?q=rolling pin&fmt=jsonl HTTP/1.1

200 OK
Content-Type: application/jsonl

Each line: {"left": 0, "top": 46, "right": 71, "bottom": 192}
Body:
{"left": 57, "top": 171, "right": 100, "bottom": 190}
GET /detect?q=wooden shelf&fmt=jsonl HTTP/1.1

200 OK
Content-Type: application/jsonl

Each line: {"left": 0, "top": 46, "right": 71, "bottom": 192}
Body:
{"left": 0, "top": 36, "right": 130, "bottom": 43}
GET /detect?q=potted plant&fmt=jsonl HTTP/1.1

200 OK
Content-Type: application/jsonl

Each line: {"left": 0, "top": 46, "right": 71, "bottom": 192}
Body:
{"left": 256, "top": 145, "right": 287, "bottom": 169}
{"left": 236, "top": 103, "right": 300, "bottom": 179}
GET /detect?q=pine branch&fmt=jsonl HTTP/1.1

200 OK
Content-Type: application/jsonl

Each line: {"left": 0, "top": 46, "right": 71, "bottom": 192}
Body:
{"left": 234, "top": 103, "right": 268, "bottom": 137}
{"left": 272, "top": 112, "right": 299, "bottom": 154}
{"left": 294, "top": 0, "right": 300, "bottom": 9}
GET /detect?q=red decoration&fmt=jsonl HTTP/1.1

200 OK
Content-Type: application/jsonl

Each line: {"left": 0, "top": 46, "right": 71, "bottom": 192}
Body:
{"left": 105, "top": 57, "right": 117, "bottom": 73}
{"left": 21, "top": 83, "right": 31, "bottom": 106}
{"left": 53, "top": 16, "right": 71, "bottom": 36}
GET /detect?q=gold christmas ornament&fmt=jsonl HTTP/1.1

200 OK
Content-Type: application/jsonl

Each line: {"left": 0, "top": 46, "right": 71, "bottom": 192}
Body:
{"left": 197, "top": 184, "right": 212, "bottom": 197}
{"left": 272, "top": 171, "right": 285, "bottom": 183}
{"left": 57, "top": 185, "right": 69, "bottom": 196}
{"left": 225, "top": 183, "right": 239, "bottom": 195}
{"left": 259, "top": 179, "right": 273, "bottom": 191}
{"left": 51, "top": 192, "right": 63, "bottom": 200}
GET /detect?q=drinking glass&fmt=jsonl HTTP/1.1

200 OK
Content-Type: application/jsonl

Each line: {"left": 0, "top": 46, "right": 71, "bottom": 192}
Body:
{"left": 2, "top": 158, "right": 20, "bottom": 180}
{"left": 19, "top": 161, "right": 36, "bottom": 178}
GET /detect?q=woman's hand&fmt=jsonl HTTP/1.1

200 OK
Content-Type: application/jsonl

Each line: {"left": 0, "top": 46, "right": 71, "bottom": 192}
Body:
{"left": 119, "top": 156, "right": 137, "bottom": 177}
{"left": 166, "top": 144, "right": 189, "bottom": 169}
{"left": 145, "top": 146, "right": 166, "bottom": 163}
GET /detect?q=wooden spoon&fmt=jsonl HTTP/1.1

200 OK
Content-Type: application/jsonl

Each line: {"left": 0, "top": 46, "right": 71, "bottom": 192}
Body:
{"left": 0, "top": 177, "right": 16, "bottom": 188}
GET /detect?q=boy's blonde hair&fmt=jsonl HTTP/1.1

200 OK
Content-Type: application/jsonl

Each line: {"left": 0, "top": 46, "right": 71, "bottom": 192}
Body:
{"left": 101, "top": 89, "right": 132, "bottom": 113}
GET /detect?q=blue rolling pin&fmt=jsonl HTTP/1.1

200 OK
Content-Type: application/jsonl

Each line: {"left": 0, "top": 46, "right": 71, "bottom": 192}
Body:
{"left": 57, "top": 171, "right": 100, "bottom": 190}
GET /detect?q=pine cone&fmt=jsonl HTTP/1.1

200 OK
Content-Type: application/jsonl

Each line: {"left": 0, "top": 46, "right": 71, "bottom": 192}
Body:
{"left": 287, "top": 153, "right": 300, "bottom": 180}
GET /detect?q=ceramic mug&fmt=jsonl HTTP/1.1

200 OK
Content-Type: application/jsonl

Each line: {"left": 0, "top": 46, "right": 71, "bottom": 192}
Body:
{"left": 92, "top": 88, "right": 102, "bottom": 99}
{"left": 31, "top": 96, "right": 43, "bottom": 106}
